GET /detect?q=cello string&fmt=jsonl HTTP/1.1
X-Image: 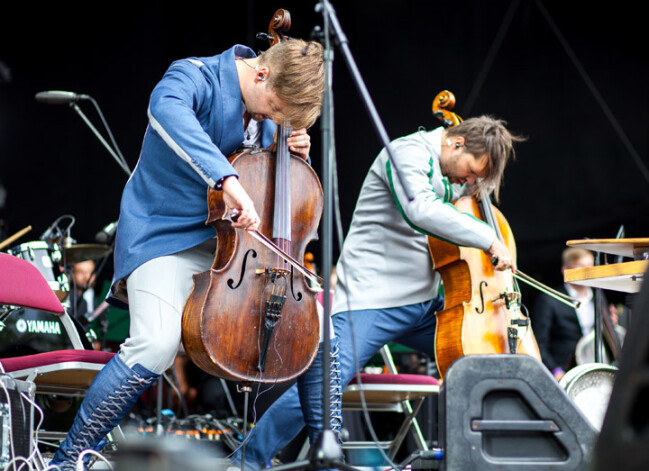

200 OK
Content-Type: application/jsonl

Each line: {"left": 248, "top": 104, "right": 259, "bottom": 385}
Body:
{"left": 273, "top": 124, "right": 292, "bottom": 243}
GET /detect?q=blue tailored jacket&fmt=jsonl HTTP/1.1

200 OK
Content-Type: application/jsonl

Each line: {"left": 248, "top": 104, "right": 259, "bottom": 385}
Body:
{"left": 110, "top": 45, "right": 276, "bottom": 305}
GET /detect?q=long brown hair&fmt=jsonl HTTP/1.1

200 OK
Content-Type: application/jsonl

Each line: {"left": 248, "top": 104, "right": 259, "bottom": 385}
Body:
{"left": 446, "top": 115, "right": 526, "bottom": 201}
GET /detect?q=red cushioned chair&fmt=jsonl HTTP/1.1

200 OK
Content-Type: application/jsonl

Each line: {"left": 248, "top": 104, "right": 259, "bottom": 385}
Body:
{"left": 0, "top": 252, "right": 115, "bottom": 448}
{"left": 341, "top": 345, "right": 439, "bottom": 464}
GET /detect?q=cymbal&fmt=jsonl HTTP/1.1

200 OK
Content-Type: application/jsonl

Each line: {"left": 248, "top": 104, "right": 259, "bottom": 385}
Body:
{"left": 64, "top": 244, "right": 112, "bottom": 263}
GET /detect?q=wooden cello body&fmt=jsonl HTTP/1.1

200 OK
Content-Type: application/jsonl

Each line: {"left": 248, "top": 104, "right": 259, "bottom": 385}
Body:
{"left": 429, "top": 90, "right": 541, "bottom": 378}
{"left": 181, "top": 146, "right": 322, "bottom": 383}
{"left": 181, "top": 9, "right": 321, "bottom": 383}
{"left": 429, "top": 197, "right": 541, "bottom": 378}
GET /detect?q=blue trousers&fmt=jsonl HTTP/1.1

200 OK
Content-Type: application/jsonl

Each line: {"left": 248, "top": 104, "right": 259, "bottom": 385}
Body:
{"left": 231, "top": 297, "right": 442, "bottom": 470}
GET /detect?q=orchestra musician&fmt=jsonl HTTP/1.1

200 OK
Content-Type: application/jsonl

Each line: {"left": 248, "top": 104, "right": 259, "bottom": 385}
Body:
{"left": 68, "top": 259, "right": 96, "bottom": 326}
{"left": 50, "top": 39, "right": 328, "bottom": 469}
{"left": 531, "top": 247, "right": 620, "bottom": 380}
{"left": 230, "top": 116, "right": 525, "bottom": 470}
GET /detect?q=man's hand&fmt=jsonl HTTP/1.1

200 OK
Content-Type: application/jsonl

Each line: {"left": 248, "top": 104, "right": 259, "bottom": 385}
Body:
{"left": 486, "top": 238, "right": 514, "bottom": 271}
{"left": 287, "top": 128, "right": 311, "bottom": 160}
{"left": 221, "top": 176, "right": 260, "bottom": 232}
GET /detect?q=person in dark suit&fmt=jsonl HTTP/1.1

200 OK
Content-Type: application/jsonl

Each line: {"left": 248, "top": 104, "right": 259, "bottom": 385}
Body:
{"left": 532, "top": 247, "right": 599, "bottom": 380}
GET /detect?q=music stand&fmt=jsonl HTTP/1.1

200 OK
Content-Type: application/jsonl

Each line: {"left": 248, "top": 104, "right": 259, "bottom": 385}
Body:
{"left": 564, "top": 238, "right": 649, "bottom": 362}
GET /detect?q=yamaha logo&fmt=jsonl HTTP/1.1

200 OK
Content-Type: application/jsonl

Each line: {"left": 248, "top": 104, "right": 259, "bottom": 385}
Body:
{"left": 15, "top": 318, "right": 61, "bottom": 335}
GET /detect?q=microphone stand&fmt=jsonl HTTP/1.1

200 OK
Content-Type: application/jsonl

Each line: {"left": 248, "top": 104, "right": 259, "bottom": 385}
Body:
{"left": 593, "top": 251, "right": 603, "bottom": 364}
{"left": 69, "top": 98, "right": 132, "bottom": 177}
{"left": 315, "top": 0, "right": 412, "bottom": 203}
{"left": 273, "top": 2, "right": 412, "bottom": 470}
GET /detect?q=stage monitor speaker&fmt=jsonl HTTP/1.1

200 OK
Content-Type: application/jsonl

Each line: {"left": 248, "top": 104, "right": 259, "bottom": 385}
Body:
{"left": 439, "top": 354, "right": 597, "bottom": 471}
{"left": 592, "top": 268, "right": 649, "bottom": 471}
{"left": 0, "top": 377, "right": 35, "bottom": 468}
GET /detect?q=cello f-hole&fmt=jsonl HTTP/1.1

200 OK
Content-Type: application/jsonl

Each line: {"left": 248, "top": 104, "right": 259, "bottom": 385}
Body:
{"left": 227, "top": 249, "right": 258, "bottom": 289}
{"left": 289, "top": 268, "right": 303, "bottom": 302}
{"left": 475, "top": 280, "right": 488, "bottom": 314}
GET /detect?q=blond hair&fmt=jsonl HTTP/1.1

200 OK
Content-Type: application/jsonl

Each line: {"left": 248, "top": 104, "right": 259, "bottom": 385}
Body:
{"left": 446, "top": 116, "right": 526, "bottom": 201}
{"left": 258, "top": 40, "right": 324, "bottom": 130}
{"left": 561, "top": 247, "right": 594, "bottom": 268}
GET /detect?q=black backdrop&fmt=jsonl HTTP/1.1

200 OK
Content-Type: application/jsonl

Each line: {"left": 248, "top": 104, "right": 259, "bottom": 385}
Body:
{"left": 1, "top": 0, "right": 648, "bottom": 308}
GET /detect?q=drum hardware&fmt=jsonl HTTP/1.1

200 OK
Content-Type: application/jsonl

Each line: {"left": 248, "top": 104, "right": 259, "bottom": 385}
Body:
{"left": 6, "top": 216, "right": 111, "bottom": 309}
{"left": 39, "top": 215, "right": 75, "bottom": 246}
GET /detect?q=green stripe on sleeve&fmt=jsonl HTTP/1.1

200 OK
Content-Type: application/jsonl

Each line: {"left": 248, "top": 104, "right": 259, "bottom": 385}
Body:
{"left": 386, "top": 159, "right": 492, "bottom": 245}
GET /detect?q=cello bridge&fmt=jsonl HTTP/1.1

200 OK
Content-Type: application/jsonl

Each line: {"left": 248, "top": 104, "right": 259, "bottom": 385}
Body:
{"left": 256, "top": 268, "right": 291, "bottom": 280}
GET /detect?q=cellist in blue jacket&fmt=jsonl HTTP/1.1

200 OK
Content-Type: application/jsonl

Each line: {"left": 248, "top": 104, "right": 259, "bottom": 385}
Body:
{"left": 50, "top": 39, "right": 331, "bottom": 470}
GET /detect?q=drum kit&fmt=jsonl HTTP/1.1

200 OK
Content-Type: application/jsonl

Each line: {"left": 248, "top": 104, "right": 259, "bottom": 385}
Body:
{"left": 0, "top": 217, "right": 113, "bottom": 358}
{"left": 0, "top": 217, "right": 115, "bottom": 437}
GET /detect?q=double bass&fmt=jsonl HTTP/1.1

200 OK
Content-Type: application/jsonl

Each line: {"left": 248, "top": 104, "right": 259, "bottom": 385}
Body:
{"left": 181, "top": 9, "right": 322, "bottom": 383}
{"left": 428, "top": 91, "right": 543, "bottom": 378}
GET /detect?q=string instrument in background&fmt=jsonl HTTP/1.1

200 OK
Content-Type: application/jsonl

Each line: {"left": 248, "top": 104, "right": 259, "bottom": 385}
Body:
{"left": 181, "top": 9, "right": 322, "bottom": 383}
{"left": 428, "top": 90, "right": 577, "bottom": 378}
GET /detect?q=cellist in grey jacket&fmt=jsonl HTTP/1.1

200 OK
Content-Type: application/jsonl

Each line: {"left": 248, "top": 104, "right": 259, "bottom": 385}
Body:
{"left": 232, "top": 115, "right": 525, "bottom": 470}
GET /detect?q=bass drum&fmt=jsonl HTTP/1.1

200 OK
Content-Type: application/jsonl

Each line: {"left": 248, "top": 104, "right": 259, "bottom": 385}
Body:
{"left": 0, "top": 307, "right": 92, "bottom": 358}
{"left": 559, "top": 362, "right": 617, "bottom": 431}
{"left": 0, "top": 307, "right": 93, "bottom": 434}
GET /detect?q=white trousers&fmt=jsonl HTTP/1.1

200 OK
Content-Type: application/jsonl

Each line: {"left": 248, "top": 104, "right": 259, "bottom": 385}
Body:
{"left": 121, "top": 239, "right": 215, "bottom": 372}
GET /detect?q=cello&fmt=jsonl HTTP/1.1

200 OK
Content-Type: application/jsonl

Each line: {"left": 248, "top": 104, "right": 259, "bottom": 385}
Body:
{"left": 428, "top": 91, "right": 544, "bottom": 378}
{"left": 181, "top": 9, "right": 322, "bottom": 383}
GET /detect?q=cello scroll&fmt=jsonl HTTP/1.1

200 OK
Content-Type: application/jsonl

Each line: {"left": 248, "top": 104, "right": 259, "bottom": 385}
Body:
{"left": 257, "top": 9, "right": 292, "bottom": 46}
{"left": 432, "top": 90, "right": 463, "bottom": 128}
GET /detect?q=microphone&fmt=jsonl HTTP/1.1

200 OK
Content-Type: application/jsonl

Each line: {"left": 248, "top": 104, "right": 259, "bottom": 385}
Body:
{"left": 35, "top": 90, "right": 90, "bottom": 104}
{"left": 40, "top": 222, "right": 62, "bottom": 242}
{"left": 95, "top": 221, "right": 117, "bottom": 244}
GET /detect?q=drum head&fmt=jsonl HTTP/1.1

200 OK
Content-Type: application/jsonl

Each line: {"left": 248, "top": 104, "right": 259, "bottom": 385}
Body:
{"left": 559, "top": 362, "right": 617, "bottom": 430}
{"left": 8, "top": 240, "right": 69, "bottom": 298}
